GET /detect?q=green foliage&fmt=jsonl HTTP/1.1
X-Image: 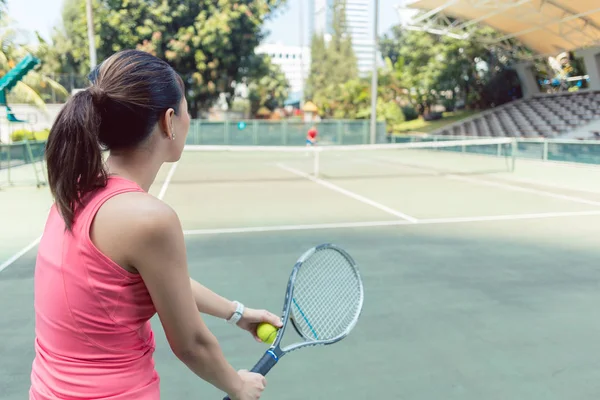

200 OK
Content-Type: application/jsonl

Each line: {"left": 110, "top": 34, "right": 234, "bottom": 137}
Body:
{"left": 401, "top": 106, "right": 418, "bottom": 122}
{"left": 378, "top": 26, "right": 525, "bottom": 116}
{"left": 378, "top": 98, "right": 405, "bottom": 130}
{"left": 0, "top": 16, "right": 69, "bottom": 108}
{"left": 306, "top": 0, "right": 359, "bottom": 117}
{"left": 43, "top": 0, "right": 286, "bottom": 115}
{"left": 10, "top": 128, "right": 50, "bottom": 142}
{"left": 247, "top": 56, "right": 290, "bottom": 116}
{"left": 35, "top": 0, "right": 89, "bottom": 76}
{"left": 305, "top": 33, "right": 326, "bottom": 101}
{"left": 316, "top": 74, "right": 405, "bottom": 130}
{"left": 305, "top": 21, "right": 524, "bottom": 126}
{"left": 392, "top": 110, "right": 478, "bottom": 134}
{"left": 479, "top": 69, "right": 522, "bottom": 108}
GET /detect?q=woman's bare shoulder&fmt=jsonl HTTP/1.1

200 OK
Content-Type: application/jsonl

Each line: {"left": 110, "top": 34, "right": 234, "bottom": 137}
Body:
{"left": 91, "top": 191, "right": 182, "bottom": 270}
{"left": 99, "top": 191, "right": 180, "bottom": 234}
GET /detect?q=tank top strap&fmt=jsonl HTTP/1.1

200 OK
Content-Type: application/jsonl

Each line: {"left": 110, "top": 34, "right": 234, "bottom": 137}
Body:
{"left": 74, "top": 175, "right": 146, "bottom": 236}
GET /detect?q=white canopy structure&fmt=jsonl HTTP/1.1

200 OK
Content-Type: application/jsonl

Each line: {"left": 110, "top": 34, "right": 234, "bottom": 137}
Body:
{"left": 397, "top": 0, "right": 600, "bottom": 94}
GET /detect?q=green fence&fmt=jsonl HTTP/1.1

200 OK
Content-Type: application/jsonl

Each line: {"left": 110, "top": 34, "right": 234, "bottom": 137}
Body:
{"left": 0, "top": 140, "right": 47, "bottom": 187}
{"left": 185, "top": 120, "right": 388, "bottom": 146}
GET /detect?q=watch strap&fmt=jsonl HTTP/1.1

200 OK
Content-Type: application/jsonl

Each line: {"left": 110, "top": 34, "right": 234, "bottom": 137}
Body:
{"left": 226, "top": 301, "right": 244, "bottom": 325}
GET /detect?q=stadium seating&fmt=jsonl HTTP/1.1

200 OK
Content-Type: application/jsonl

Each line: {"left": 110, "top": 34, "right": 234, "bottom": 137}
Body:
{"left": 435, "top": 90, "right": 600, "bottom": 138}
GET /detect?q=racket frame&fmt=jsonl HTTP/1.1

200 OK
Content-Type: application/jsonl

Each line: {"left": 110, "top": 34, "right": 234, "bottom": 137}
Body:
{"left": 222, "top": 243, "right": 363, "bottom": 400}
{"left": 254, "top": 243, "right": 363, "bottom": 369}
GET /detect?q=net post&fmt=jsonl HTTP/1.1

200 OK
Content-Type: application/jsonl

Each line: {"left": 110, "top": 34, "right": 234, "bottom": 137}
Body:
{"left": 282, "top": 120, "right": 288, "bottom": 145}
{"left": 25, "top": 140, "right": 43, "bottom": 187}
{"left": 224, "top": 121, "right": 230, "bottom": 145}
{"left": 252, "top": 121, "right": 258, "bottom": 145}
{"left": 510, "top": 138, "right": 517, "bottom": 172}
{"left": 542, "top": 140, "right": 548, "bottom": 161}
{"left": 198, "top": 120, "right": 203, "bottom": 144}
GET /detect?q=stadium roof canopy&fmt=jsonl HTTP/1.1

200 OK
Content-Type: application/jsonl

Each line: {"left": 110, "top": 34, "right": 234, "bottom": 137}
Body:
{"left": 399, "top": 0, "right": 600, "bottom": 58}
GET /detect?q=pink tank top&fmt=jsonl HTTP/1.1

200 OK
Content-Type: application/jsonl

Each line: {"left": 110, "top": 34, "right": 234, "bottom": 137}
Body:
{"left": 30, "top": 176, "right": 160, "bottom": 399}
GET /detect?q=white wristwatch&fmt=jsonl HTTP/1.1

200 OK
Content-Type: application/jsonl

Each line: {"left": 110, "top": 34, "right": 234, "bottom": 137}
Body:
{"left": 226, "top": 301, "right": 244, "bottom": 325}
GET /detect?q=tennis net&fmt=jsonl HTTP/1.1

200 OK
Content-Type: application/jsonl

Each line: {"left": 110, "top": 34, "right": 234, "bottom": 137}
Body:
{"left": 175, "top": 138, "right": 516, "bottom": 184}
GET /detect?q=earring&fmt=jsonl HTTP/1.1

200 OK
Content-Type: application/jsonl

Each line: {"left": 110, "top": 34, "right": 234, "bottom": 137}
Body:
{"left": 172, "top": 133, "right": 176, "bottom": 140}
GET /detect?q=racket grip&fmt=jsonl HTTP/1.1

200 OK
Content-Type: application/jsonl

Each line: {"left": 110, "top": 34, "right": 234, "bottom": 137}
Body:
{"left": 222, "top": 351, "right": 279, "bottom": 400}
{"left": 250, "top": 350, "right": 279, "bottom": 375}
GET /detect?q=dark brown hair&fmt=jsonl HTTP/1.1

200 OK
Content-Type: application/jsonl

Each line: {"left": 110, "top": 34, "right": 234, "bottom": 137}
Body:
{"left": 45, "top": 49, "right": 184, "bottom": 230}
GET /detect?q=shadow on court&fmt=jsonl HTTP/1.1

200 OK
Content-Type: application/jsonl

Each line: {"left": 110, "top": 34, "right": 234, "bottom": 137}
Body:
{"left": 3, "top": 215, "right": 600, "bottom": 399}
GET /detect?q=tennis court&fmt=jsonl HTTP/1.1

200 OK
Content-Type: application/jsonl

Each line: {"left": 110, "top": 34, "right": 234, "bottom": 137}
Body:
{"left": 3, "top": 138, "right": 600, "bottom": 399}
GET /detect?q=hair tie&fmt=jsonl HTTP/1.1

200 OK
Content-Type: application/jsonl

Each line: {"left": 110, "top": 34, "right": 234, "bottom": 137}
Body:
{"left": 88, "top": 85, "right": 107, "bottom": 104}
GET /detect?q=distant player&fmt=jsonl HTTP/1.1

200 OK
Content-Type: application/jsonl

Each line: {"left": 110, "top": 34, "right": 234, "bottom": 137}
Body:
{"left": 306, "top": 125, "right": 318, "bottom": 146}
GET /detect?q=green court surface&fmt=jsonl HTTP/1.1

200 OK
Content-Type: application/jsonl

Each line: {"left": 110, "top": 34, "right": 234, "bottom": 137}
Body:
{"left": 3, "top": 142, "right": 600, "bottom": 399}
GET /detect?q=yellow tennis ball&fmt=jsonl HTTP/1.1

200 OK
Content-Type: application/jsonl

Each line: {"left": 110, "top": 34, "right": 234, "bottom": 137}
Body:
{"left": 257, "top": 322, "right": 278, "bottom": 344}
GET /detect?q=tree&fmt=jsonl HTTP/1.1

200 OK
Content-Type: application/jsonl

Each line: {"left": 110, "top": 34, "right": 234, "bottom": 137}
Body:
{"left": 44, "top": 0, "right": 286, "bottom": 115}
{"left": 305, "top": 33, "right": 326, "bottom": 101}
{"left": 327, "top": 0, "right": 358, "bottom": 83}
{"left": 378, "top": 25, "right": 523, "bottom": 114}
{"left": 0, "top": 19, "right": 68, "bottom": 108}
{"left": 306, "top": 0, "right": 358, "bottom": 117}
{"left": 379, "top": 25, "right": 403, "bottom": 65}
{"left": 247, "top": 56, "right": 289, "bottom": 116}
{"left": 325, "top": 71, "right": 405, "bottom": 129}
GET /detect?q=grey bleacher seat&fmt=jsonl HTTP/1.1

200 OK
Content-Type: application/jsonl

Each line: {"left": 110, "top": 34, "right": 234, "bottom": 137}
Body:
{"left": 433, "top": 90, "right": 600, "bottom": 138}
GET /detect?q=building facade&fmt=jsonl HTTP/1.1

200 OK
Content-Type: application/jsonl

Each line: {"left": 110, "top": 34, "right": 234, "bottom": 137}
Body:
{"left": 313, "top": 0, "right": 374, "bottom": 75}
{"left": 255, "top": 43, "right": 311, "bottom": 96}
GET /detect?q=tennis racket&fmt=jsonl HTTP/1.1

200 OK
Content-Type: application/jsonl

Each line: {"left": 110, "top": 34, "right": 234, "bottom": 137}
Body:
{"left": 223, "top": 243, "right": 364, "bottom": 400}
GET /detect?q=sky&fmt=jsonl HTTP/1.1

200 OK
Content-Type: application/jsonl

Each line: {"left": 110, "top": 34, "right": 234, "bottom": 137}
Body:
{"left": 7, "top": 0, "right": 411, "bottom": 46}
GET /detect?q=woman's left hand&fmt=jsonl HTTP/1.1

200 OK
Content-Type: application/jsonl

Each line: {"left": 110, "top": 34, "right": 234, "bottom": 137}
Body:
{"left": 237, "top": 308, "right": 283, "bottom": 342}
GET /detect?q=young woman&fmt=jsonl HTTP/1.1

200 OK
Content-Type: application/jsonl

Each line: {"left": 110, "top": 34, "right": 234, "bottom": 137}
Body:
{"left": 30, "top": 49, "right": 282, "bottom": 400}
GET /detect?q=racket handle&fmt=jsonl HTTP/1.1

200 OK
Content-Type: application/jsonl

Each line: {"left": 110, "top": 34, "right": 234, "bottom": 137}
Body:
{"left": 222, "top": 351, "right": 279, "bottom": 400}
{"left": 250, "top": 350, "right": 279, "bottom": 375}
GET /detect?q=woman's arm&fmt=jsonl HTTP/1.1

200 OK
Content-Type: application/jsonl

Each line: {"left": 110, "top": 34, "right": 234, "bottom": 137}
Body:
{"left": 189, "top": 277, "right": 283, "bottom": 341}
{"left": 121, "top": 195, "right": 265, "bottom": 399}
{"left": 189, "top": 278, "right": 236, "bottom": 319}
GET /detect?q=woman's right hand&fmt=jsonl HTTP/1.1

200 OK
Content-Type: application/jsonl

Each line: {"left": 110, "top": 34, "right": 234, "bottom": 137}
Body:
{"left": 231, "top": 370, "right": 267, "bottom": 400}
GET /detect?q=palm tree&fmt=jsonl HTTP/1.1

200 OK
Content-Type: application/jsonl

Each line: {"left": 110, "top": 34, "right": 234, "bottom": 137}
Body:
{"left": 0, "top": 18, "right": 68, "bottom": 111}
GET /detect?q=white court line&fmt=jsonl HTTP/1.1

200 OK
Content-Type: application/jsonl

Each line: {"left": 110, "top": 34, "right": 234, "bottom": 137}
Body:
{"left": 183, "top": 209, "right": 600, "bottom": 236}
{"left": 276, "top": 163, "right": 419, "bottom": 223}
{"left": 447, "top": 175, "right": 600, "bottom": 207}
{"left": 488, "top": 175, "right": 600, "bottom": 195}
{"left": 369, "top": 155, "right": 600, "bottom": 207}
{"left": 0, "top": 235, "right": 42, "bottom": 273}
{"left": 0, "top": 163, "right": 179, "bottom": 274}
{"left": 421, "top": 209, "right": 600, "bottom": 224}
{"left": 183, "top": 220, "right": 412, "bottom": 235}
{"left": 157, "top": 162, "right": 178, "bottom": 200}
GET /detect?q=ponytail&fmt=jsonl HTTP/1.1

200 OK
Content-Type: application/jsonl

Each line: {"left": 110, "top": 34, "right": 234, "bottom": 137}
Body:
{"left": 45, "top": 89, "right": 107, "bottom": 231}
{"left": 45, "top": 49, "right": 185, "bottom": 230}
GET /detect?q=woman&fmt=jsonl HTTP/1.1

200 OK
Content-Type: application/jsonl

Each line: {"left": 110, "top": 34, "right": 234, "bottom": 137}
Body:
{"left": 30, "top": 49, "right": 282, "bottom": 400}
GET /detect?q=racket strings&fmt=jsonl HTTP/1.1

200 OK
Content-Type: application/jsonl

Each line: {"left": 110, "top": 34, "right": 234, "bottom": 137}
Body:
{"left": 291, "top": 248, "right": 362, "bottom": 341}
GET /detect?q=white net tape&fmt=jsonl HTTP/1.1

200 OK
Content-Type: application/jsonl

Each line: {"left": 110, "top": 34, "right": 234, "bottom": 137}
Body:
{"left": 183, "top": 138, "right": 516, "bottom": 179}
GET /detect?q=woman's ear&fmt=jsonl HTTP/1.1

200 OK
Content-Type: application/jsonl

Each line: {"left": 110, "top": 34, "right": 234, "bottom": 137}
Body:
{"left": 160, "top": 108, "right": 176, "bottom": 140}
